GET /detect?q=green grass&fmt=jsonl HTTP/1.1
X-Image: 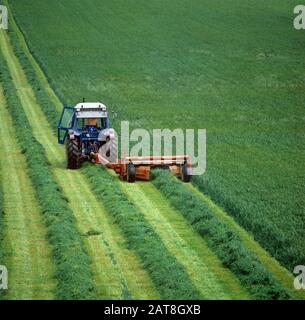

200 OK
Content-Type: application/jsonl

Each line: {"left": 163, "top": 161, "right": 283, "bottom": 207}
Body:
{"left": 82, "top": 164, "right": 201, "bottom": 299}
{"left": 7, "top": 0, "right": 305, "bottom": 272}
{"left": 0, "top": 87, "right": 56, "bottom": 299}
{"left": 186, "top": 183, "right": 305, "bottom": 300}
{"left": 0, "top": 47, "right": 96, "bottom": 300}
{"left": 152, "top": 170, "right": 292, "bottom": 299}
{"left": 119, "top": 180, "right": 251, "bottom": 299}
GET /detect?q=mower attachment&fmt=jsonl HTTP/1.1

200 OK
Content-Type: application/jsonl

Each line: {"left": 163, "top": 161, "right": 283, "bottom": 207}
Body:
{"left": 92, "top": 154, "right": 192, "bottom": 183}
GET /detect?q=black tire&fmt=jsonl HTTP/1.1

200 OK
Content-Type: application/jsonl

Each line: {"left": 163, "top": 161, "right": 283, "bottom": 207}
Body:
{"left": 181, "top": 163, "right": 191, "bottom": 182}
{"left": 67, "top": 139, "right": 80, "bottom": 169}
{"left": 127, "top": 163, "right": 136, "bottom": 182}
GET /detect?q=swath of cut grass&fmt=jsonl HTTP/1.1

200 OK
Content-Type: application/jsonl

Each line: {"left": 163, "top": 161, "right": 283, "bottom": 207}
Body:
{"left": 82, "top": 164, "right": 200, "bottom": 300}
{"left": 152, "top": 170, "right": 292, "bottom": 300}
{"left": 0, "top": 48, "right": 96, "bottom": 300}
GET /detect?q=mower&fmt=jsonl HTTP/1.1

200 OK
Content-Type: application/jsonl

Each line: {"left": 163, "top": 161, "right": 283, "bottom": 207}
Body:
{"left": 58, "top": 101, "right": 192, "bottom": 182}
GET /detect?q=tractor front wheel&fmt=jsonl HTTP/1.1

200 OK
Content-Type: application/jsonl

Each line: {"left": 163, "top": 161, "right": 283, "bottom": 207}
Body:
{"left": 67, "top": 139, "right": 80, "bottom": 169}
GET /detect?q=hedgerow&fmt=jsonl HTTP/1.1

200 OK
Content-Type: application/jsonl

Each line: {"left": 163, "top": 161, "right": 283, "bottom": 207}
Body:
{"left": 82, "top": 164, "right": 201, "bottom": 299}
{"left": 152, "top": 170, "right": 292, "bottom": 300}
{"left": 0, "top": 50, "right": 96, "bottom": 300}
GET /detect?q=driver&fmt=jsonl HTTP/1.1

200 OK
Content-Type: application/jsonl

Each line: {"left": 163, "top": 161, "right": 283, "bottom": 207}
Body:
{"left": 85, "top": 118, "right": 98, "bottom": 127}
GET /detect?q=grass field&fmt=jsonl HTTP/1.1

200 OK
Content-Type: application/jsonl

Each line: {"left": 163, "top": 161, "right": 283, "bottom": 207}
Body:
{"left": 7, "top": 0, "right": 305, "bottom": 270}
{"left": 0, "top": 0, "right": 304, "bottom": 300}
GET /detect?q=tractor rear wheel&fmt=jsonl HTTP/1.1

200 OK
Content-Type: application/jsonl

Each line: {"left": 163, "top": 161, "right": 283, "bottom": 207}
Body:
{"left": 127, "top": 163, "right": 136, "bottom": 182}
{"left": 67, "top": 139, "right": 80, "bottom": 169}
{"left": 181, "top": 163, "right": 191, "bottom": 182}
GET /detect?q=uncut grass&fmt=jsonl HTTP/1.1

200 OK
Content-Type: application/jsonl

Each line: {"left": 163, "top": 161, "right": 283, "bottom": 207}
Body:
{"left": 8, "top": 0, "right": 305, "bottom": 271}
{"left": 0, "top": 49, "right": 96, "bottom": 300}
{"left": 82, "top": 164, "right": 201, "bottom": 300}
{"left": 152, "top": 170, "right": 292, "bottom": 300}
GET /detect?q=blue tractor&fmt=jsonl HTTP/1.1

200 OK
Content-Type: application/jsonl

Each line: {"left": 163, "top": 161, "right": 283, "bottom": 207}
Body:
{"left": 58, "top": 102, "right": 117, "bottom": 169}
{"left": 58, "top": 101, "right": 192, "bottom": 182}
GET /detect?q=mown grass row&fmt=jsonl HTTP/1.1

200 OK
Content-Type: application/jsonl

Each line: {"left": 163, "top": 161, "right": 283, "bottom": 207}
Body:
{"left": 82, "top": 164, "right": 201, "bottom": 299}
{"left": 0, "top": 48, "right": 96, "bottom": 300}
{"left": 152, "top": 170, "right": 292, "bottom": 300}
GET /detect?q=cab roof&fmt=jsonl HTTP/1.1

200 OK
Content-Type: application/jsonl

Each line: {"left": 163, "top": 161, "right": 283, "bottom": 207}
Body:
{"left": 74, "top": 102, "right": 107, "bottom": 111}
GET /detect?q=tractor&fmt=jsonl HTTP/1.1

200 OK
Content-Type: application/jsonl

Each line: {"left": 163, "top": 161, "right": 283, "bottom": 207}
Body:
{"left": 58, "top": 101, "right": 117, "bottom": 169}
{"left": 58, "top": 101, "right": 192, "bottom": 182}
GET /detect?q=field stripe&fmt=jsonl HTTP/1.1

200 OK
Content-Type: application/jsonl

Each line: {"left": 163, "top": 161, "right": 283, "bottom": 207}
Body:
{"left": 187, "top": 183, "right": 305, "bottom": 300}
{"left": 0, "top": 30, "right": 158, "bottom": 299}
{"left": 0, "top": 86, "right": 55, "bottom": 300}
{"left": 119, "top": 180, "right": 250, "bottom": 299}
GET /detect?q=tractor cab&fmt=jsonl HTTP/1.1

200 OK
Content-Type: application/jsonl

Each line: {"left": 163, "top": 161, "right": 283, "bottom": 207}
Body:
{"left": 58, "top": 102, "right": 110, "bottom": 145}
